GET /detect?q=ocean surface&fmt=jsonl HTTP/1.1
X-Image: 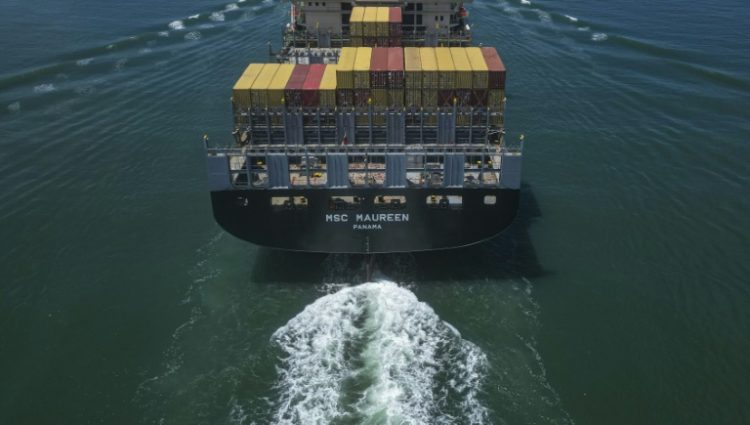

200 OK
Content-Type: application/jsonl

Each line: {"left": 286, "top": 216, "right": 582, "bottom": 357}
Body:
{"left": 1, "top": 0, "right": 749, "bottom": 423}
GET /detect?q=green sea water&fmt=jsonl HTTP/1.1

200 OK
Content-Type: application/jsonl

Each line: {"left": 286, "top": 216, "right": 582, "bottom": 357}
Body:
{"left": 1, "top": 0, "right": 749, "bottom": 424}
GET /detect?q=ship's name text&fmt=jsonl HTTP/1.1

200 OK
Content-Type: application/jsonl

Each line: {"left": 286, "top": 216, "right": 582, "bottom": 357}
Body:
{"left": 325, "top": 213, "right": 409, "bottom": 223}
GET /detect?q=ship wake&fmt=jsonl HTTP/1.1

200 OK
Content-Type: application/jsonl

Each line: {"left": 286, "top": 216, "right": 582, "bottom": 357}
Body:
{"left": 271, "top": 281, "right": 489, "bottom": 424}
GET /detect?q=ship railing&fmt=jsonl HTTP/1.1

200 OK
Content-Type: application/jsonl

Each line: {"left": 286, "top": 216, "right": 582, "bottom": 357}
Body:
{"left": 205, "top": 143, "right": 522, "bottom": 191}
{"left": 230, "top": 105, "right": 505, "bottom": 147}
{"left": 278, "top": 27, "right": 472, "bottom": 50}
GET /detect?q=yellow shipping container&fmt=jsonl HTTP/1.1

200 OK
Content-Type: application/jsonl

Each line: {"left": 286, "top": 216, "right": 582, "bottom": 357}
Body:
{"left": 450, "top": 48, "right": 472, "bottom": 89}
{"left": 404, "top": 47, "right": 422, "bottom": 89}
{"left": 376, "top": 7, "right": 389, "bottom": 36}
{"left": 232, "top": 63, "right": 264, "bottom": 108}
{"left": 350, "top": 7, "right": 365, "bottom": 37}
{"left": 465, "top": 47, "right": 489, "bottom": 89}
{"left": 363, "top": 7, "right": 378, "bottom": 37}
{"left": 353, "top": 47, "right": 372, "bottom": 89}
{"left": 336, "top": 47, "right": 357, "bottom": 89}
{"left": 320, "top": 64, "right": 337, "bottom": 107}
{"left": 267, "top": 64, "right": 295, "bottom": 107}
{"left": 435, "top": 47, "right": 456, "bottom": 88}
{"left": 350, "top": 36, "right": 362, "bottom": 47}
{"left": 419, "top": 48, "right": 439, "bottom": 89}
{"left": 250, "top": 63, "right": 280, "bottom": 107}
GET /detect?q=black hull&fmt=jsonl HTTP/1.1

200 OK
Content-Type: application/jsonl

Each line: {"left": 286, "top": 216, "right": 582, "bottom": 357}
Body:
{"left": 210, "top": 188, "right": 519, "bottom": 253}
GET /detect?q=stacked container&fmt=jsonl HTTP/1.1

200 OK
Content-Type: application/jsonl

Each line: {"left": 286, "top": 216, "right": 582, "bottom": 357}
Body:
{"left": 481, "top": 47, "right": 507, "bottom": 124}
{"left": 249, "top": 63, "right": 280, "bottom": 107}
{"left": 301, "top": 64, "right": 326, "bottom": 107}
{"left": 465, "top": 47, "right": 489, "bottom": 107}
{"left": 404, "top": 47, "right": 422, "bottom": 106}
{"left": 336, "top": 47, "right": 356, "bottom": 106}
{"left": 435, "top": 47, "right": 456, "bottom": 106}
{"left": 319, "top": 65, "right": 337, "bottom": 107}
{"left": 232, "top": 63, "right": 264, "bottom": 109}
{"left": 387, "top": 47, "right": 404, "bottom": 107}
{"left": 284, "top": 65, "right": 310, "bottom": 107}
{"left": 388, "top": 7, "right": 402, "bottom": 46}
{"left": 349, "top": 7, "right": 365, "bottom": 46}
{"left": 419, "top": 48, "right": 439, "bottom": 107}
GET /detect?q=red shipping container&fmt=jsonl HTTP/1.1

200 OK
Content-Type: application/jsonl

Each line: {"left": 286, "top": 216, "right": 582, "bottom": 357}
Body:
{"left": 386, "top": 47, "right": 404, "bottom": 89}
{"left": 302, "top": 64, "right": 326, "bottom": 107}
{"left": 481, "top": 47, "right": 507, "bottom": 89}
{"left": 284, "top": 64, "right": 310, "bottom": 107}
{"left": 370, "top": 47, "right": 389, "bottom": 89}
{"left": 389, "top": 7, "right": 402, "bottom": 37}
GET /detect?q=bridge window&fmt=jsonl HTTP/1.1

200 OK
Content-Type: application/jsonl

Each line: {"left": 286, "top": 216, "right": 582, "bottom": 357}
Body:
{"left": 426, "top": 195, "right": 462, "bottom": 209}
{"left": 271, "top": 196, "right": 308, "bottom": 210}
{"left": 375, "top": 195, "right": 406, "bottom": 209}
{"left": 329, "top": 196, "right": 362, "bottom": 210}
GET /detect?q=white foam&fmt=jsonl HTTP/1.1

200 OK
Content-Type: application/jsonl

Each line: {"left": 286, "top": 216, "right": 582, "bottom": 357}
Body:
{"left": 225, "top": 3, "right": 240, "bottom": 11}
{"left": 577, "top": 26, "right": 590, "bottom": 31}
{"left": 184, "top": 31, "right": 202, "bottom": 41}
{"left": 76, "top": 57, "right": 93, "bottom": 66}
{"left": 271, "top": 281, "right": 489, "bottom": 424}
{"left": 7, "top": 102, "right": 21, "bottom": 112}
{"left": 33, "top": 83, "right": 56, "bottom": 94}
{"left": 158, "top": 31, "right": 169, "bottom": 37}
{"left": 536, "top": 10, "right": 551, "bottom": 23}
{"left": 238, "top": 0, "right": 247, "bottom": 3}
{"left": 564, "top": 14, "right": 578, "bottom": 22}
{"left": 209, "top": 11, "right": 225, "bottom": 22}
{"left": 591, "top": 32, "right": 608, "bottom": 42}
{"left": 188, "top": 14, "right": 200, "bottom": 20}
{"left": 168, "top": 20, "right": 185, "bottom": 30}
{"left": 521, "top": 0, "right": 531, "bottom": 5}
{"left": 139, "top": 48, "right": 153, "bottom": 54}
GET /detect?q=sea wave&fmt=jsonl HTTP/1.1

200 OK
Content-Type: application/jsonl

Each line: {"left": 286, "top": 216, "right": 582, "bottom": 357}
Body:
{"left": 271, "top": 281, "right": 489, "bottom": 424}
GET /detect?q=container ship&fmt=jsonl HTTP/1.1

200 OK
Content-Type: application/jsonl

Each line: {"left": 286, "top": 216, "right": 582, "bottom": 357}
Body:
{"left": 204, "top": 0, "right": 523, "bottom": 253}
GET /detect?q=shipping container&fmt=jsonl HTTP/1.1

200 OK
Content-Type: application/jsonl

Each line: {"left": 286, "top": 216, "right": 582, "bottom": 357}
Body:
{"left": 449, "top": 48, "right": 472, "bottom": 89}
{"left": 404, "top": 47, "right": 422, "bottom": 89}
{"left": 389, "top": 7, "right": 402, "bottom": 37}
{"left": 363, "top": 7, "right": 378, "bottom": 37}
{"left": 465, "top": 47, "right": 488, "bottom": 89}
{"left": 388, "top": 36, "right": 401, "bottom": 47}
{"left": 453, "top": 88, "right": 472, "bottom": 106}
{"left": 481, "top": 47, "right": 506, "bottom": 89}
{"left": 471, "top": 89, "right": 488, "bottom": 106}
{"left": 419, "top": 48, "right": 439, "bottom": 89}
{"left": 422, "top": 89, "right": 438, "bottom": 107}
{"left": 370, "top": 47, "right": 389, "bottom": 89}
{"left": 336, "top": 89, "right": 354, "bottom": 107}
{"left": 350, "top": 7, "right": 365, "bottom": 37}
{"left": 405, "top": 89, "right": 421, "bottom": 106}
{"left": 350, "top": 36, "right": 362, "bottom": 47}
{"left": 353, "top": 47, "right": 372, "bottom": 89}
{"left": 249, "top": 63, "right": 280, "bottom": 107}
{"left": 372, "top": 88, "right": 388, "bottom": 106}
{"left": 438, "top": 89, "right": 456, "bottom": 107}
{"left": 267, "top": 64, "right": 295, "bottom": 107}
{"left": 354, "top": 89, "right": 371, "bottom": 107}
{"left": 388, "top": 89, "right": 404, "bottom": 107}
{"left": 301, "top": 64, "right": 326, "bottom": 107}
{"left": 319, "top": 64, "right": 337, "bottom": 107}
{"left": 376, "top": 7, "right": 390, "bottom": 37}
{"left": 435, "top": 47, "right": 456, "bottom": 88}
{"left": 284, "top": 64, "right": 310, "bottom": 107}
{"left": 336, "top": 47, "right": 357, "bottom": 89}
{"left": 488, "top": 89, "right": 505, "bottom": 110}
{"left": 232, "top": 63, "right": 264, "bottom": 109}
{"left": 386, "top": 47, "right": 404, "bottom": 88}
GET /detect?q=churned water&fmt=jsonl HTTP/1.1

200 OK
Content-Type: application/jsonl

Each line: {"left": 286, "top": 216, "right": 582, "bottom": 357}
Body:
{"left": 1, "top": 0, "right": 749, "bottom": 424}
